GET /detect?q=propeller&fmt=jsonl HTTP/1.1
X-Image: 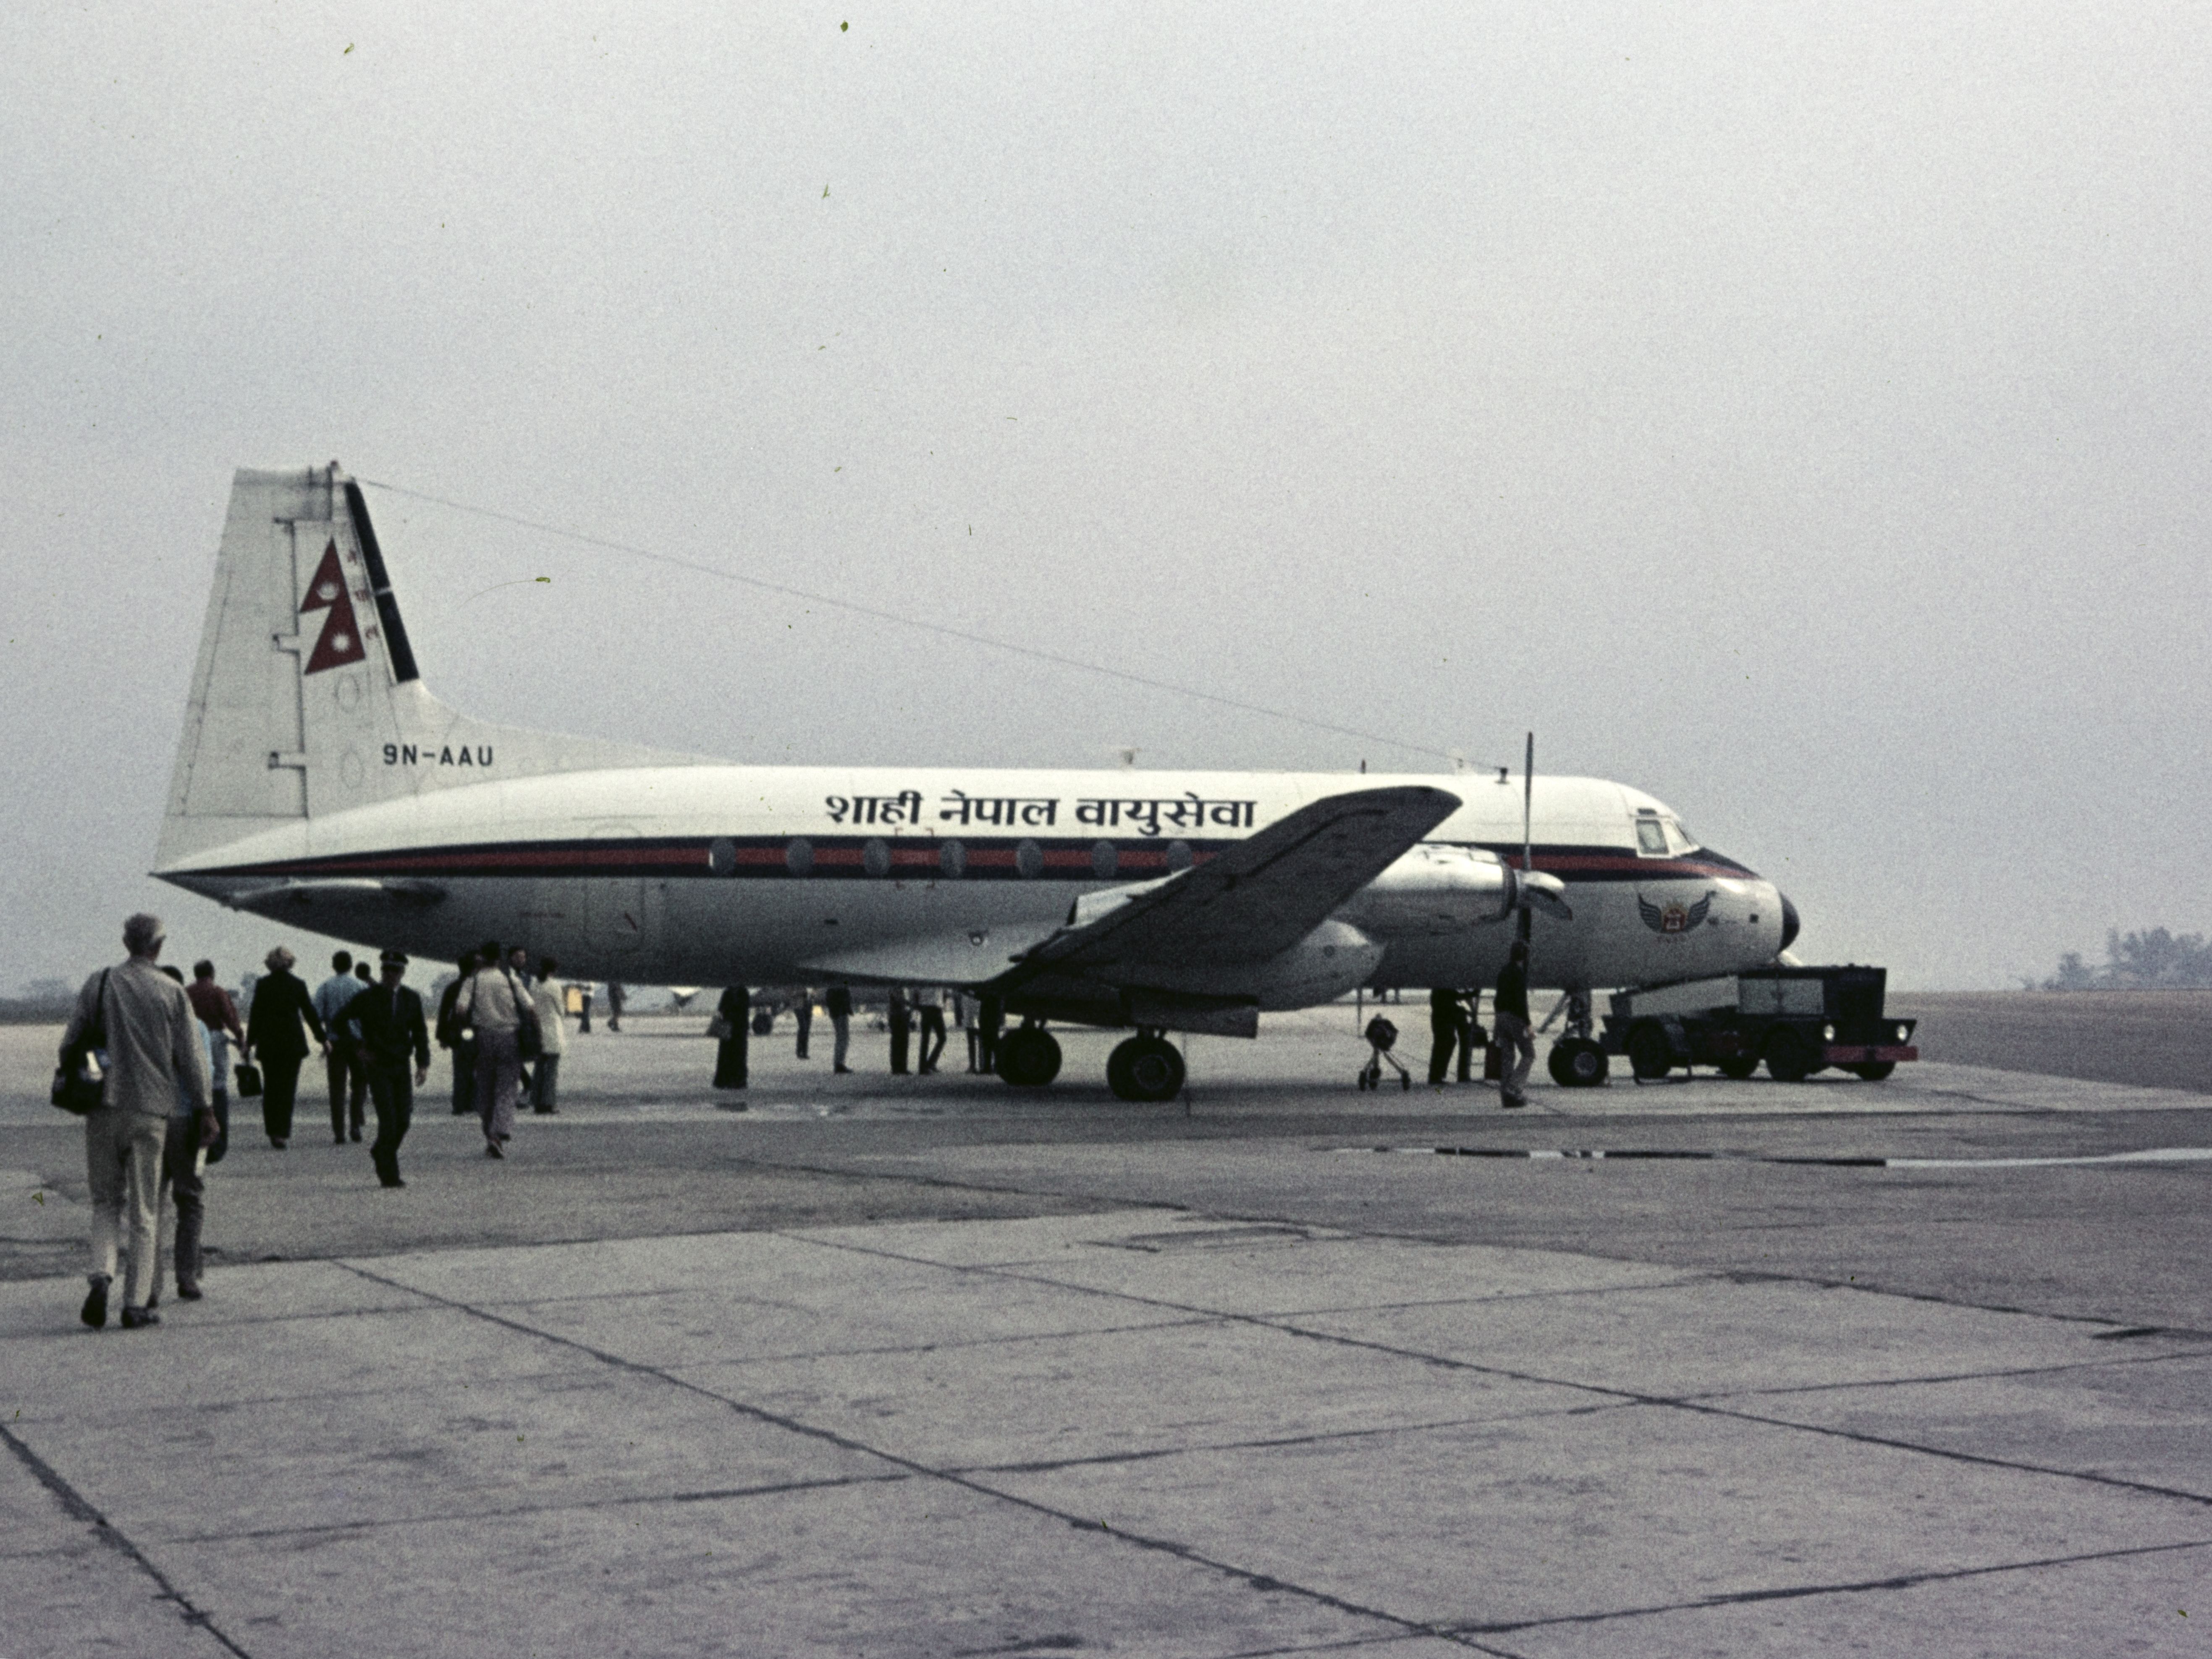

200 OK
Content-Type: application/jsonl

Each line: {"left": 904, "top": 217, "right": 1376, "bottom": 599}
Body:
{"left": 1514, "top": 731, "right": 1572, "bottom": 925}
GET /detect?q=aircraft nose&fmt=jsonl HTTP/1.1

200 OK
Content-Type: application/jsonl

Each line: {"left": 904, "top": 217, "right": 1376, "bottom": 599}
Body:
{"left": 1779, "top": 893, "right": 1801, "bottom": 953}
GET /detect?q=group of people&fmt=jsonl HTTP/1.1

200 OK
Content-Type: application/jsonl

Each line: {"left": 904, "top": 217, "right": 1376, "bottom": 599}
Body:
{"left": 1421, "top": 940, "right": 1536, "bottom": 1107}
{"left": 430, "top": 943, "right": 574, "bottom": 1157}
{"left": 706, "top": 985, "right": 1006, "bottom": 1093}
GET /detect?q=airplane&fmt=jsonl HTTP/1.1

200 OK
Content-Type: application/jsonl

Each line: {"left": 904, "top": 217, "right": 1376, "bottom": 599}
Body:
{"left": 155, "top": 464, "right": 1801, "bottom": 1101}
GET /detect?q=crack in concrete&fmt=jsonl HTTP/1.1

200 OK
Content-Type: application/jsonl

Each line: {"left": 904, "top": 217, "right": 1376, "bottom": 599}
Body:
{"left": 168, "top": 1468, "right": 912, "bottom": 1544}
{"left": 1449, "top": 1535, "right": 2212, "bottom": 1636}
{"left": 0, "top": 1419, "right": 254, "bottom": 1657}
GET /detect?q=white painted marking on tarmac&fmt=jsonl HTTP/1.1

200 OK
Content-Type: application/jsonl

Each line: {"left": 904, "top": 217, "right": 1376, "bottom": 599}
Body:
{"left": 1335, "top": 1145, "right": 2212, "bottom": 1170}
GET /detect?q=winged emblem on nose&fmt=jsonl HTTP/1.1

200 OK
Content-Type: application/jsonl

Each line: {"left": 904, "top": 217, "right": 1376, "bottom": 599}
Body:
{"left": 1638, "top": 891, "right": 1714, "bottom": 935}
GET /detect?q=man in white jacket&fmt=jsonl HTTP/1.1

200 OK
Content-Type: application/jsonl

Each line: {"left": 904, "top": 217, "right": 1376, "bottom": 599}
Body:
{"left": 58, "top": 914, "right": 211, "bottom": 1329}
{"left": 529, "top": 957, "right": 568, "bottom": 1115}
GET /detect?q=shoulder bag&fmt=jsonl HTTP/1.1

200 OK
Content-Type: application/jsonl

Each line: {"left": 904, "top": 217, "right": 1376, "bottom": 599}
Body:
{"left": 50, "top": 970, "right": 111, "bottom": 1115}
{"left": 504, "top": 968, "right": 544, "bottom": 1061}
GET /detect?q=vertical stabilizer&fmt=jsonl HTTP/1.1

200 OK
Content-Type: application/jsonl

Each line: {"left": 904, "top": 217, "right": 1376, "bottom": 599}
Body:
{"left": 157, "top": 463, "right": 703, "bottom": 868}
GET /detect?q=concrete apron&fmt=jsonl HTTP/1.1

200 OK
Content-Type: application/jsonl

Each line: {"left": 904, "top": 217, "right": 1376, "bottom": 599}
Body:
{"left": 3, "top": 1210, "right": 2209, "bottom": 1658}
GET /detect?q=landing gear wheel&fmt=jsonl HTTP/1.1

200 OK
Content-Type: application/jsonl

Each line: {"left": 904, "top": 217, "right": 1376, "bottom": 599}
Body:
{"left": 1717, "top": 1055, "right": 1759, "bottom": 1080}
{"left": 1548, "top": 1037, "right": 1610, "bottom": 1088}
{"left": 1847, "top": 1061, "right": 1896, "bottom": 1081}
{"left": 1763, "top": 1030, "right": 1814, "bottom": 1083}
{"left": 996, "top": 1027, "right": 1063, "bottom": 1088}
{"left": 1627, "top": 1022, "right": 1675, "bottom": 1081}
{"left": 1107, "top": 1036, "right": 1185, "bottom": 1102}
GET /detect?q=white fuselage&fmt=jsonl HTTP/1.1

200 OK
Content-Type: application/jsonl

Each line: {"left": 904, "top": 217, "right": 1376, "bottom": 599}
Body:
{"left": 160, "top": 763, "right": 1789, "bottom": 1004}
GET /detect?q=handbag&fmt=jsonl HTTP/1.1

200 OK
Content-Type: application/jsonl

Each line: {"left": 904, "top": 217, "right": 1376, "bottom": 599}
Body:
{"left": 233, "top": 1060, "right": 264, "bottom": 1098}
{"left": 504, "top": 968, "right": 545, "bottom": 1061}
{"left": 50, "top": 970, "right": 110, "bottom": 1116}
{"left": 706, "top": 1014, "right": 733, "bottom": 1040}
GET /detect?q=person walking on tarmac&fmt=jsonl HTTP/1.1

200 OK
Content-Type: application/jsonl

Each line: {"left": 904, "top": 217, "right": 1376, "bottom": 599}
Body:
{"left": 341, "top": 951, "right": 430, "bottom": 1187}
{"left": 313, "top": 951, "right": 365, "bottom": 1144}
{"left": 59, "top": 914, "right": 212, "bottom": 1329}
{"left": 1494, "top": 942, "right": 1536, "bottom": 1109}
{"left": 245, "top": 946, "right": 327, "bottom": 1148}
{"left": 436, "top": 952, "right": 479, "bottom": 1117}
{"left": 826, "top": 983, "right": 854, "bottom": 1073}
{"left": 1427, "top": 985, "right": 1467, "bottom": 1087}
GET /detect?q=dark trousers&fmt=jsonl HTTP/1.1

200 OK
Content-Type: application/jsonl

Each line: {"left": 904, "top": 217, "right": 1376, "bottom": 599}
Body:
{"left": 979, "top": 999, "right": 1003, "bottom": 1075}
{"left": 964, "top": 1028, "right": 979, "bottom": 1071}
{"left": 366, "top": 1061, "right": 413, "bottom": 1184}
{"left": 917, "top": 1009, "right": 946, "bottom": 1072}
{"left": 889, "top": 1014, "right": 911, "bottom": 1075}
{"left": 531, "top": 1052, "right": 561, "bottom": 1113}
{"left": 159, "top": 1114, "right": 206, "bottom": 1290}
{"left": 795, "top": 1002, "right": 812, "bottom": 1059}
{"left": 261, "top": 1052, "right": 304, "bottom": 1140}
{"left": 450, "top": 1039, "right": 477, "bottom": 1115}
{"left": 1428, "top": 1020, "right": 1465, "bottom": 1085}
{"left": 328, "top": 1049, "right": 366, "bottom": 1139}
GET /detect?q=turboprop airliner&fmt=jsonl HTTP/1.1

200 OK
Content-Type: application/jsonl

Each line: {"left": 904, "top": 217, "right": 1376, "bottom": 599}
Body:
{"left": 155, "top": 465, "right": 1801, "bottom": 1101}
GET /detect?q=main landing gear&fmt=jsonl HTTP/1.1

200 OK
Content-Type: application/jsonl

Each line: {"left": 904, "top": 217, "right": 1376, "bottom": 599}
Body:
{"left": 993, "top": 1022, "right": 1187, "bottom": 1101}
{"left": 1107, "top": 1032, "right": 1185, "bottom": 1102}
{"left": 995, "top": 1023, "right": 1062, "bottom": 1088}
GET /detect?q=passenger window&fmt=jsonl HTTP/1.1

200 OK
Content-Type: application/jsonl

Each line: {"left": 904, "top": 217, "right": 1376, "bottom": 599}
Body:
{"left": 1635, "top": 818, "right": 1669, "bottom": 855}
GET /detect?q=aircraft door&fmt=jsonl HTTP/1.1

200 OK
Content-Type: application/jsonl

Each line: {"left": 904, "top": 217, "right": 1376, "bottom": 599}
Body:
{"left": 585, "top": 825, "right": 650, "bottom": 960}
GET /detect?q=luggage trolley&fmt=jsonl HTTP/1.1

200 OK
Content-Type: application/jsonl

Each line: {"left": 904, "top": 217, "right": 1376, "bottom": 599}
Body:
{"left": 1358, "top": 1014, "right": 1413, "bottom": 1091}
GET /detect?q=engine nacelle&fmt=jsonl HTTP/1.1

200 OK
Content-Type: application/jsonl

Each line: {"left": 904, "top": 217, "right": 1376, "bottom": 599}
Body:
{"left": 1335, "top": 844, "right": 1518, "bottom": 937}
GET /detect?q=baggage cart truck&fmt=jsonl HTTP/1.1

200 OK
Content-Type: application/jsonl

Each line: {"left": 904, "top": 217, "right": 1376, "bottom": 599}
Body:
{"left": 1600, "top": 964, "right": 1918, "bottom": 1083}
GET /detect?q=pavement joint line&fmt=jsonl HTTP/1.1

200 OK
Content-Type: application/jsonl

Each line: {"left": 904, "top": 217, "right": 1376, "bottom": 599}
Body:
{"left": 0, "top": 1419, "right": 254, "bottom": 1658}
{"left": 1683, "top": 1343, "right": 2212, "bottom": 1404}
{"left": 813, "top": 1236, "right": 2212, "bottom": 1515}
{"left": 1447, "top": 1535, "right": 2212, "bottom": 1636}
{"left": 953, "top": 1401, "right": 1639, "bottom": 1477}
{"left": 1334, "top": 1143, "right": 2212, "bottom": 1169}
{"left": 330, "top": 1257, "right": 1501, "bottom": 1653}
{"left": 168, "top": 1469, "right": 913, "bottom": 1546}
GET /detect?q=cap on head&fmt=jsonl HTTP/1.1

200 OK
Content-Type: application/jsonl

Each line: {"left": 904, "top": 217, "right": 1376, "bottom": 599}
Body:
{"left": 123, "top": 913, "right": 165, "bottom": 955}
{"left": 265, "top": 945, "right": 296, "bottom": 971}
{"left": 380, "top": 949, "right": 409, "bottom": 970}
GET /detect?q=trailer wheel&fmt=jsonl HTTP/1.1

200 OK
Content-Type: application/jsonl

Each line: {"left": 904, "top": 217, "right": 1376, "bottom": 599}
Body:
{"left": 1548, "top": 1037, "right": 1609, "bottom": 1088}
{"left": 1764, "top": 1030, "right": 1814, "bottom": 1083}
{"left": 1717, "top": 1056, "right": 1759, "bottom": 1081}
{"left": 1847, "top": 1061, "right": 1896, "bottom": 1081}
{"left": 1627, "top": 1023, "right": 1674, "bottom": 1081}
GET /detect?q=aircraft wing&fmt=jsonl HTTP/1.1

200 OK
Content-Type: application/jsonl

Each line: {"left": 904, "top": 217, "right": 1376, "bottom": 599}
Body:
{"left": 1009, "top": 784, "right": 1461, "bottom": 976}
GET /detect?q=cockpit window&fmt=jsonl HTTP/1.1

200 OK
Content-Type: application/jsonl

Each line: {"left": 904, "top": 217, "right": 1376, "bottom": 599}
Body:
{"left": 1664, "top": 819, "right": 1698, "bottom": 855}
{"left": 1635, "top": 818, "right": 1669, "bottom": 855}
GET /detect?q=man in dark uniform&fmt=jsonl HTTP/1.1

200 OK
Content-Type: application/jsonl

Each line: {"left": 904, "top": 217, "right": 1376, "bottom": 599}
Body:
{"left": 343, "top": 950, "right": 431, "bottom": 1187}
{"left": 1494, "top": 941, "right": 1535, "bottom": 1109}
{"left": 1427, "top": 985, "right": 1467, "bottom": 1087}
{"left": 887, "top": 986, "right": 912, "bottom": 1076}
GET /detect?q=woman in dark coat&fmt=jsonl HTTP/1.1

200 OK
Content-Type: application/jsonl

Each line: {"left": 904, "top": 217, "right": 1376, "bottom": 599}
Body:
{"left": 245, "top": 946, "right": 327, "bottom": 1147}
{"left": 713, "top": 985, "right": 749, "bottom": 1091}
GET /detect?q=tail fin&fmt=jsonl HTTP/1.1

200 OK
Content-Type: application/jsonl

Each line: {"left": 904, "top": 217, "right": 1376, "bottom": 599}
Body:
{"left": 157, "top": 463, "right": 701, "bottom": 868}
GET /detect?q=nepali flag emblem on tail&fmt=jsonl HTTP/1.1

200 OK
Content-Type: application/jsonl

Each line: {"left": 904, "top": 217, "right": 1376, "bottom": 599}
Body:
{"left": 1638, "top": 891, "right": 1713, "bottom": 935}
{"left": 300, "top": 540, "right": 368, "bottom": 675}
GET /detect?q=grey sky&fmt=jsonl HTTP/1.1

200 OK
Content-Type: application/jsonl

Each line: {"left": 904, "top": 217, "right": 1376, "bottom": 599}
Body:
{"left": 5, "top": 3, "right": 2207, "bottom": 991}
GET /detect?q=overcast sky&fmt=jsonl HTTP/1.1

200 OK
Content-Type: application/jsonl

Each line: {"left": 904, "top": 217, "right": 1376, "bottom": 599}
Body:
{"left": 5, "top": 3, "right": 2208, "bottom": 991}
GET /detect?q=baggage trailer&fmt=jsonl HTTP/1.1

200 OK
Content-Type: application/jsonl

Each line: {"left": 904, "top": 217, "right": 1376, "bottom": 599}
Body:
{"left": 1601, "top": 965, "right": 1919, "bottom": 1083}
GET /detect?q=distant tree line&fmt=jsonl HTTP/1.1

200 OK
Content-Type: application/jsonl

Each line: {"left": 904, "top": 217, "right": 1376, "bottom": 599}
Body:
{"left": 2041, "top": 929, "right": 2212, "bottom": 990}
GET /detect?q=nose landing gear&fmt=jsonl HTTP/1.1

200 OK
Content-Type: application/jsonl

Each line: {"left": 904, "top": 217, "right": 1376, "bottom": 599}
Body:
{"left": 996, "top": 1023, "right": 1063, "bottom": 1087}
